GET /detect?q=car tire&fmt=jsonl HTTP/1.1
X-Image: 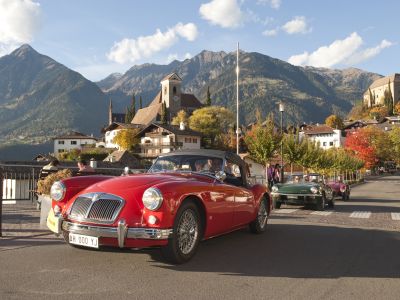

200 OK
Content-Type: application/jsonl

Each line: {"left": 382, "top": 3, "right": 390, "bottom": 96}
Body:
{"left": 161, "top": 201, "right": 202, "bottom": 264}
{"left": 316, "top": 194, "right": 326, "bottom": 211}
{"left": 249, "top": 197, "right": 269, "bottom": 234}
{"left": 328, "top": 197, "right": 335, "bottom": 208}
{"left": 273, "top": 199, "right": 281, "bottom": 209}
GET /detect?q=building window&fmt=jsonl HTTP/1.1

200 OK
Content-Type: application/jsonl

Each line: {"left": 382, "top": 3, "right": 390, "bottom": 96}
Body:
{"left": 329, "top": 142, "right": 334, "bottom": 146}
{"left": 173, "top": 86, "right": 177, "bottom": 95}
{"left": 58, "top": 149, "right": 65, "bottom": 153}
{"left": 58, "top": 140, "right": 64, "bottom": 145}
{"left": 323, "top": 142, "right": 327, "bottom": 146}
{"left": 192, "top": 138, "right": 197, "bottom": 143}
{"left": 71, "top": 141, "right": 77, "bottom": 145}
{"left": 185, "top": 137, "right": 191, "bottom": 143}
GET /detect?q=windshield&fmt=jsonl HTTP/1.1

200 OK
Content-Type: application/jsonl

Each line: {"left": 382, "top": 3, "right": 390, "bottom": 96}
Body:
{"left": 148, "top": 155, "right": 223, "bottom": 175}
{"left": 285, "top": 174, "right": 322, "bottom": 184}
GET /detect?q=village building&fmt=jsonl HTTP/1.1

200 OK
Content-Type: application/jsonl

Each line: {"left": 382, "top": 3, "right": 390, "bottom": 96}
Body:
{"left": 102, "top": 122, "right": 141, "bottom": 149}
{"left": 300, "top": 125, "right": 345, "bottom": 150}
{"left": 137, "top": 122, "right": 201, "bottom": 159}
{"left": 131, "top": 73, "right": 203, "bottom": 125}
{"left": 363, "top": 73, "right": 400, "bottom": 108}
{"left": 53, "top": 131, "right": 97, "bottom": 154}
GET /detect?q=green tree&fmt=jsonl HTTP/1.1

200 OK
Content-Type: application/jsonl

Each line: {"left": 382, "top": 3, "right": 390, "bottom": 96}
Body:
{"left": 282, "top": 131, "right": 307, "bottom": 174}
{"left": 205, "top": 86, "right": 211, "bottom": 106}
{"left": 139, "top": 96, "right": 143, "bottom": 109}
{"left": 325, "top": 114, "right": 344, "bottom": 129}
{"left": 244, "top": 113, "right": 282, "bottom": 170}
{"left": 160, "top": 102, "right": 168, "bottom": 124}
{"left": 125, "top": 94, "right": 136, "bottom": 123}
{"left": 171, "top": 110, "right": 188, "bottom": 126}
{"left": 389, "top": 127, "right": 400, "bottom": 165}
{"left": 113, "top": 128, "right": 140, "bottom": 151}
{"left": 189, "top": 106, "right": 235, "bottom": 147}
{"left": 384, "top": 79, "right": 394, "bottom": 116}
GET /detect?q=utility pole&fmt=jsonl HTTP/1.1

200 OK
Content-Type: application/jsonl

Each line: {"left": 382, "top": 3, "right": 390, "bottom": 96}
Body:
{"left": 236, "top": 42, "right": 240, "bottom": 155}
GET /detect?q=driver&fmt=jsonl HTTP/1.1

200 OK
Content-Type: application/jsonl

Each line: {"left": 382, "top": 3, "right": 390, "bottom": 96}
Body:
{"left": 207, "top": 158, "right": 222, "bottom": 173}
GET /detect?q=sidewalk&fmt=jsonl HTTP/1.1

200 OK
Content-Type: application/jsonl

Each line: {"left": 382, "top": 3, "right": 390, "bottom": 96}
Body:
{"left": 0, "top": 200, "right": 52, "bottom": 239}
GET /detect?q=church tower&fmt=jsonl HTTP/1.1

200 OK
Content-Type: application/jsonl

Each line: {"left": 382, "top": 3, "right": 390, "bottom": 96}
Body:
{"left": 160, "top": 73, "right": 182, "bottom": 121}
{"left": 108, "top": 99, "right": 113, "bottom": 125}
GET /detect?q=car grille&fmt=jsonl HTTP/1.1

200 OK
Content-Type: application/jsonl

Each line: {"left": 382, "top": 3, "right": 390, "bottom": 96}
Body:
{"left": 69, "top": 193, "right": 125, "bottom": 224}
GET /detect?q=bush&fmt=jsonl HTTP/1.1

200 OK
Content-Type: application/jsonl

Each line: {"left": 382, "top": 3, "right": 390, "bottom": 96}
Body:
{"left": 37, "top": 169, "right": 73, "bottom": 195}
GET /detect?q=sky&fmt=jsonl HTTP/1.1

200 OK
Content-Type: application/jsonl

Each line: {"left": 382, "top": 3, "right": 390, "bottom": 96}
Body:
{"left": 1, "top": 0, "right": 399, "bottom": 81}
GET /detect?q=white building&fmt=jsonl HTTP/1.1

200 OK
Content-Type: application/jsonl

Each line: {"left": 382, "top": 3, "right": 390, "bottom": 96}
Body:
{"left": 102, "top": 123, "right": 141, "bottom": 150}
{"left": 53, "top": 131, "right": 97, "bottom": 154}
{"left": 300, "top": 125, "right": 345, "bottom": 150}
{"left": 363, "top": 73, "right": 400, "bottom": 108}
{"left": 138, "top": 122, "right": 201, "bottom": 158}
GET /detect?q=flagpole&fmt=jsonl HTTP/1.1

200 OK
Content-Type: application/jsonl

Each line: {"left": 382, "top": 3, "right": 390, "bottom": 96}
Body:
{"left": 236, "top": 42, "right": 240, "bottom": 155}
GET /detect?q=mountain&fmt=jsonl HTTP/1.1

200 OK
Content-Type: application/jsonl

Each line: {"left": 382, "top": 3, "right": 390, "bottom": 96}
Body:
{"left": 0, "top": 44, "right": 108, "bottom": 145}
{"left": 98, "top": 50, "right": 382, "bottom": 125}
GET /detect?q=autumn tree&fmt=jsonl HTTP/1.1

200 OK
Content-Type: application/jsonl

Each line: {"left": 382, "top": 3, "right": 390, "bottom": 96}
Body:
{"left": 113, "top": 128, "right": 140, "bottom": 151}
{"left": 345, "top": 130, "right": 377, "bottom": 168}
{"left": 282, "top": 131, "right": 306, "bottom": 174}
{"left": 389, "top": 127, "right": 400, "bottom": 164}
{"left": 361, "top": 126, "right": 393, "bottom": 163}
{"left": 369, "top": 106, "right": 388, "bottom": 120}
{"left": 171, "top": 110, "right": 188, "bottom": 126}
{"left": 394, "top": 102, "right": 400, "bottom": 115}
{"left": 189, "top": 106, "right": 235, "bottom": 147}
{"left": 139, "top": 96, "right": 143, "bottom": 109}
{"left": 325, "top": 114, "right": 344, "bottom": 129}
{"left": 244, "top": 113, "right": 281, "bottom": 170}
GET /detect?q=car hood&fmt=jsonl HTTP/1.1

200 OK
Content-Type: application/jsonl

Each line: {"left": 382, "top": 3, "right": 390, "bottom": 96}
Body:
{"left": 274, "top": 183, "right": 319, "bottom": 194}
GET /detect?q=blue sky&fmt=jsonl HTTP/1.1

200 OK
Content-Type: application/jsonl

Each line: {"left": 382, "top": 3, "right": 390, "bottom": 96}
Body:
{"left": 1, "top": 0, "right": 399, "bottom": 81}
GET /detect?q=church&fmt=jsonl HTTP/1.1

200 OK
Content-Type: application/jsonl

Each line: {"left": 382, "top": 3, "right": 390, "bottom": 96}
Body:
{"left": 131, "top": 73, "right": 203, "bottom": 125}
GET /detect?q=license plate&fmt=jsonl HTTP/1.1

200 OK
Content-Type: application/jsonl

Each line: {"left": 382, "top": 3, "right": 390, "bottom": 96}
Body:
{"left": 69, "top": 233, "right": 99, "bottom": 249}
{"left": 287, "top": 196, "right": 298, "bottom": 200}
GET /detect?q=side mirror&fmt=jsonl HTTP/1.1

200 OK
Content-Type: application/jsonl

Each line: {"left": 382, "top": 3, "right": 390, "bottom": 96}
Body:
{"left": 215, "top": 171, "right": 227, "bottom": 182}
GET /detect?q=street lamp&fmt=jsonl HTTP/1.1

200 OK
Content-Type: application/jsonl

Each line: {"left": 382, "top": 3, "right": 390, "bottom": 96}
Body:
{"left": 236, "top": 42, "right": 240, "bottom": 155}
{"left": 279, "top": 101, "right": 285, "bottom": 182}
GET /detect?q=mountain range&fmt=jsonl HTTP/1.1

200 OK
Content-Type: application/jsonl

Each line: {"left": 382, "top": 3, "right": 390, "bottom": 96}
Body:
{"left": 0, "top": 45, "right": 382, "bottom": 150}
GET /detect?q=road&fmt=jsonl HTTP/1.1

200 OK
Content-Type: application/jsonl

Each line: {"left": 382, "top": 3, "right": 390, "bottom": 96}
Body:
{"left": 1, "top": 175, "right": 400, "bottom": 299}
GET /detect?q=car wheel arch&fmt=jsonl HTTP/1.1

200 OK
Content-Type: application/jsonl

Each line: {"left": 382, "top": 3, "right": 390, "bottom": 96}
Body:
{"left": 179, "top": 195, "right": 207, "bottom": 239}
{"left": 262, "top": 193, "right": 271, "bottom": 214}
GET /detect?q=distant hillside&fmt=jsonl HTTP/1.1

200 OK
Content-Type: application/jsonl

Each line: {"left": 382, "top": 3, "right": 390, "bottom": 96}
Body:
{"left": 98, "top": 50, "right": 381, "bottom": 125}
{"left": 0, "top": 44, "right": 108, "bottom": 145}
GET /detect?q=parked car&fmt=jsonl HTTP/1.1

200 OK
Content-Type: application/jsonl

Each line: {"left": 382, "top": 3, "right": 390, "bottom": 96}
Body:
{"left": 326, "top": 177, "right": 350, "bottom": 201}
{"left": 271, "top": 173, "right": 334, "bottom": 210}
{"left": 46, "top": 150, "right": 270, "bottom": 264}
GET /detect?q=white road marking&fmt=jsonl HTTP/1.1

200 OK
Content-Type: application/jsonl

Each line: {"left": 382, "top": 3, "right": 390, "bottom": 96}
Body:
{"left": 350, "top": 211, "right": 371, "bottom": 219}
{"left": 310, "top": 211, "right": 333, "bottom": 216}
{"left": 2, "top": 200, "right": 16, "bottom": 204}
{"left": 391, "top": 213, "right": 400, "bottom": 220}
{"left": 273, "top": 209, "right": 299, "bottom": 214}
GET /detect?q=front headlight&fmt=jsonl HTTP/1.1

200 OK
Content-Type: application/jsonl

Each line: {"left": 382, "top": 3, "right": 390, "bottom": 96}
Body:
{"left": 271, "top": 186, "right": 279, "bottom": 193}
{"left": 50, "top": 181, "right": 66, "bottom": 201}
{"left": 142, "top": 187, "right": 163, "bottom": 211}
{"left": 310, "top": 186, "right": 319, "bottom": 194}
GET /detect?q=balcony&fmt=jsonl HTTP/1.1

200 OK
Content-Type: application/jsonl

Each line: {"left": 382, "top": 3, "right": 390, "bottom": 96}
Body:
{"left": 141, "top": 142, "right": 183, "bottom": 149}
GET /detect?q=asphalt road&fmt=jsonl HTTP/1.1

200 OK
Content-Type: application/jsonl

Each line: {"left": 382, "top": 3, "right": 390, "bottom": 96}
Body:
{"left": 1, "top": 175, "right": 400, "bottom": 299}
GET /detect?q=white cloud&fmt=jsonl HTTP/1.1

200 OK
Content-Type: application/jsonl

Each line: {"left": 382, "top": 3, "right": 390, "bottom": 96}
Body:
{"left": 346, "top": 39, "right": 393, "bottom": 65}
{"left": 262, "top": 28, "right": 278, "bottom": 37}
{"left": 166, "top": 52, "right": 193, "bottom": 63}
{"left": 199, "top": 0, "right": 244, "bottom": 28}
{"left": 257, "top": 0, "right": 281, "bottom": 9}
{"left": 184, "top": 52, "right": 192, "bottom": 59}
{"left": 288, "top": 32, "right": 383, "bottom": 68}
{"left": 282, "top": 16, "right": 311, "bottom": 34}
{"left": 0, "top": 0, "right": 41, "bottom": 56}
{"left": 107, "top": 22, "right": 198, "bottom": 64}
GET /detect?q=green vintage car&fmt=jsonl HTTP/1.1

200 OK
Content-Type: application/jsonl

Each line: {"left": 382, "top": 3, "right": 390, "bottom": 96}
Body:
{"left": 271, "top": 173, "right": 334, "bottom": 211}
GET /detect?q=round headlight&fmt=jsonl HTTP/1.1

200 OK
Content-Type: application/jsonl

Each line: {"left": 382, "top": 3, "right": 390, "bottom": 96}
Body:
{"left": 50, "top": 181, "right": 66, "bottom": 201}
{"left": 271, "top": 186, "right": 279, "bottom": 193}
{"left": 142, "top": 188, "right": 163, "bottom": 211}
{"left": 310, "top": 186, "right": 319, "bottom": 194}
{"left": 340, "top": 186, "right": 346, "bottom": 192}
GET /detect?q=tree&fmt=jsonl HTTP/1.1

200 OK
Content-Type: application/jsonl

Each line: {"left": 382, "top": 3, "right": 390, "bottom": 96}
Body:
{"left": 125, "top": 94, "right": 136, "bottom": 123}
{"left": 325, "top": 114, "right": 344, "bottom": 129}
{"left": 113, "top": 128, "right": 140, "bottom": 151}
{"left": 160, "top": 102, "right": 168, "bottom": 124}
{"left": 282, "top": 131, "right": 306, "bottom": 174}
{"left": 205, "top": 86, "right": 211, "bottom": 106}
{"left": 389, "top": 127, "right": 400, "bottom": 164}
{"left": 395, "top": 102, "right": 400, "bottom": 115}
{"left": 188, "top": 106, "right": 235, "bottom": 147}
{"left": 171, "top": 110, "right": 188, "bottom": 126}
{"left": 244, "top": 113, "right": 281, "bottom": 170}
{"left": 361, "top": 126, "right": 393, "bottom": 163}
{"left": 345, "top": 130, "right": 377, "bottom": 169}
{"left": 384, "top": 79, "right": 394, "bottom": 116}
{"left": 139, "top": 96, "right": 143, "bottom": 109}
{"left": 369, "top": 106, "right": 388, "bottom": 120}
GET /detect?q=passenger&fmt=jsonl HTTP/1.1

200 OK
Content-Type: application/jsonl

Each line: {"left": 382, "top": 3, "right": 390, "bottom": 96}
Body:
{"left": 207, "top": 158, "right": 222, "bottom": 173}
{"left": 77, "top": 159, "right": 95, "bottom": 173}
{"left": 294, "top": 176, "right": 300, "bottom": 183}
{"left": 194, "top": 161, "right": 205, "bottom": 172}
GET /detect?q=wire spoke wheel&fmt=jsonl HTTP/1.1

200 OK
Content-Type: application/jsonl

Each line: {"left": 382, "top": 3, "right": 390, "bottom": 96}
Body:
{"left": 258, "top": 200, "right": 268, "bottom": 229}
{"left": 177, "top": 209, "right": 198, "bottom": 255}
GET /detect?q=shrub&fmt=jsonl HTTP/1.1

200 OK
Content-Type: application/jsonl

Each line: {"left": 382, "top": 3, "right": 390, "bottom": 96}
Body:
{"left": 37, "top": 169, "right": 73, "bottom": 195}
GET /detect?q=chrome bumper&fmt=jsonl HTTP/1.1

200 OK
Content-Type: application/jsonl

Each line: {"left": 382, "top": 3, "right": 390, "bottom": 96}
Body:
{"left": 51, "top": 214, "right": 172, "bottom": 248}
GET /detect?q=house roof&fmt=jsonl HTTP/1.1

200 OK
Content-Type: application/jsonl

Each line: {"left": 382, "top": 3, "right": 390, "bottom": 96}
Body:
{"left": 103, "top": 122, "right": 142, "bottom": 133}
{"left": 138, "top": 123, "right": 202, "bottom": 137}
{"left": 103, "top": 150, "right": 140, "bottom": 168}
{"left": 181, "top": 93, "right": 203, "bottom": 108}
{"left": 302, "top": 125, "right": 335, "bottom": 135}
{"left": 131, "top": 102, "right": 162, "bottom": 125}
{"left": 161, "top": 73, "right": 182, "bottom": 82}
{"left": 369, "top": 74, "right": 400, "bottom": 90}
{"left": 53, "top": 131, "right": 97, "bottom": 140}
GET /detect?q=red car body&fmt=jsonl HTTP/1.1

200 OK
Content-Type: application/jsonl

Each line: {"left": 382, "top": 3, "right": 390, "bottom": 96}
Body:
{"left": 47, "top": 150, "right": 270, "bottom": 263}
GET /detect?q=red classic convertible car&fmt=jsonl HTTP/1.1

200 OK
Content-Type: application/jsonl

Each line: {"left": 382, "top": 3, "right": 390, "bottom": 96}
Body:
{"left": 326, "top": 176, "right": 350, "bottom": 201}
{"left": 47, "top": 150, "right": 270, "bottom": 263}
